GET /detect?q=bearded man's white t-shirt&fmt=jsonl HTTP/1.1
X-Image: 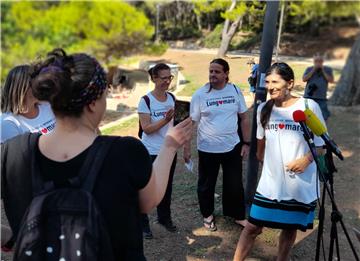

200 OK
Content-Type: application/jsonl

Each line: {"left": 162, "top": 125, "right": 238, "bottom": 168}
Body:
{"left": 190, "top": 83, "right": 247, "bottom": 153}
{"left": 138, "top": 92, "right": 175, "bottom": 155}
{"left": 256, "top": 97, "right": 325, "bottom": 204}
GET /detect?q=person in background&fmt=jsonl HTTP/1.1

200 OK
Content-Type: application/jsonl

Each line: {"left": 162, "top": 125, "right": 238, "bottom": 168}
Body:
{"left": 303, "top": 53, "right": 334, "bottom": 121}
{"left": 138, "top": 63, "right": 178, "bottom": 239}
{"left": 185, "top": 58, "right": 250, "bottom": 231}
{"left": 234, "top": 62, "right": 325, "bottom": 261}
{"left": 1, "top": 49, "right": 192, "bottom": 260}
{"left": 1, "top": 65, "right": 56, "bottom": 143}
{"left": 247, "top": 58, "right": 259, "bottom": 103}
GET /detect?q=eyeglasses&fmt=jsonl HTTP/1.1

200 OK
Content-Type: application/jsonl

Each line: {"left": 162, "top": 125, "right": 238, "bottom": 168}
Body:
{"left": 157, "top": 75, "right": 174, "bottom": 81}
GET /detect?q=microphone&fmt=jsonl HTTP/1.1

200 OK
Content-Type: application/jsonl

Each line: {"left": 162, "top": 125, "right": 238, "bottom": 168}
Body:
{"left": 292, "top": 110, "right": 317, "bottom": 155}
{"left": 304, "top": 109, "right": 344, "bottom": 160}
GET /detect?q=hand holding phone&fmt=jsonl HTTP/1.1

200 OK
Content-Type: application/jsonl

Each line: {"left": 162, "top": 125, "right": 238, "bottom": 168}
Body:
{"left": 174, "top": 100, "right": 190, "bottom": 125}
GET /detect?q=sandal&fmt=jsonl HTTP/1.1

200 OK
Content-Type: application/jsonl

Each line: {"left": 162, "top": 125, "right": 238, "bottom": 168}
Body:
{"left": 203, "top": 217, "right": 217, "bottom": 232}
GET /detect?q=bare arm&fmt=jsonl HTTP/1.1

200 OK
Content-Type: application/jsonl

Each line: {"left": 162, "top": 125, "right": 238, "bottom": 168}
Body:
{"left": 138, "top": 118, "right": 192, "bottom": 213}
{"left": 239, "top": 111, "right": 251, "bottom": 142}
{"left": 256, "top": 138, "right": 265, "bottom": 162}
{"left": 321, "top": 68, "right": 334, "bottom": 83}
{"left": 183, "top": 120, "right": 196, "bottom": 162}
{"left": 239, "top": 111, "right": 251, "bottom": 157}
{"left": 138, "top": 108, "right": 174, "bottom": 135}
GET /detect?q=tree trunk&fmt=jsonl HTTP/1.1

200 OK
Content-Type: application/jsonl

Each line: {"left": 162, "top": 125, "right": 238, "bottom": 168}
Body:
{"left": 217, "top": 0, "right": 242, "bottom": 57}
{"left": 329, "top": 35, "right": 360, "bottom": 106}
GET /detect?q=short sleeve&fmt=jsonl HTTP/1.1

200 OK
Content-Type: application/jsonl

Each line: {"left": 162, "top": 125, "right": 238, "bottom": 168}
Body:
{"left": 325, "top": 66, "right": 333, "bottom": 78}
{"left": 303, "top": 67, "right": 312, "bottom": 78}
{"left": 190, "top": 92, "right": 201, "bottom": 122}
{"left": 138, "top": 97, "right": 150, "bottom": 114}
{"left": 121, "top": 137, "right": 152, "bottom": 189}
{"left": 256, "top": 103, "right": 265, "bottom": 139}
{"left": 1, "top": 120, "right": 22, "bottom": 143}
{"left": 237, "top": 90, "right": 248, "bottom": 113}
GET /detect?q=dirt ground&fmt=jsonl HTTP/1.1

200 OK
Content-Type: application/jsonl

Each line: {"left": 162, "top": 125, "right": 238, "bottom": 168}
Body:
{"left": 2, "top": 26, "right": 359, "bottom": 260}
{"left": 104, "top": 104, "right": 359, "bottom": 261}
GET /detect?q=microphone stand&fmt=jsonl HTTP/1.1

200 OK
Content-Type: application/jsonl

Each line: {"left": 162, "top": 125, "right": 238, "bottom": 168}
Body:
{"left": 300, "top": 124, "right": 359, "bottom": 261}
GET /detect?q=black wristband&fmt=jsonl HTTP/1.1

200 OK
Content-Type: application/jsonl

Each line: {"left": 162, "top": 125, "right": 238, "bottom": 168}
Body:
{"left": 242, "top": 141, "right": 251, "bottom": 146}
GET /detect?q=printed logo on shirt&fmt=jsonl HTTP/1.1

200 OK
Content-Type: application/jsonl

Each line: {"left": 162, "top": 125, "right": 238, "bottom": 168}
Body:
{"left": 40, "top": 121, "right": 56, "bottom": 134}
{"left": 206, "top": 96, "right": 236, "bottom": 107}
{"left": 151, "top": 110, "right": 167, "bottom": 118}
{"left": 266, "top": 120, "right": 302, "bottom": 132}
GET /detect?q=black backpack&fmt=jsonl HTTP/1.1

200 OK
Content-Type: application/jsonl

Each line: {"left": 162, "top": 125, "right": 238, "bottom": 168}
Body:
{"left": 138, "top": 92, "right": 175, "bottom": 138}
{"left": 13, "top": 134, "right": 116, "bottom": 261}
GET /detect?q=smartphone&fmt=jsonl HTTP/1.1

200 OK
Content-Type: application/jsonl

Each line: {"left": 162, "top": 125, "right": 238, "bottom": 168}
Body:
{"left": 174, "top": 100, "right": 190, "bottom": 125}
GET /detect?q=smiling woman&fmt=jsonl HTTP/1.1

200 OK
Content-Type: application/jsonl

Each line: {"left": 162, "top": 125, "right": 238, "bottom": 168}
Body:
{"left": 234, "top": 62, "right": 327, "bottom": 261}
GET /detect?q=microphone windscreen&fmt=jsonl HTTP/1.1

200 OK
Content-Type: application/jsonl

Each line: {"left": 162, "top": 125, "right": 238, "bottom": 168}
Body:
{"left": 292, "top": 110, "right": 306, "bottom": 123}
{"left": 304, "top": 108, "right": 327, "bottom": 136}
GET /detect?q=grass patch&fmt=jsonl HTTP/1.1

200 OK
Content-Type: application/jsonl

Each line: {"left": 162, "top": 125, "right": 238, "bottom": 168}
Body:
{"left": 288, "top": 63, "right": 307, "bottom": 82}
{"left": 177, "top": 75, "right": 201, "bottom": 96}
{"left": 101, "top": 117, "right": 138, "bottom": 135}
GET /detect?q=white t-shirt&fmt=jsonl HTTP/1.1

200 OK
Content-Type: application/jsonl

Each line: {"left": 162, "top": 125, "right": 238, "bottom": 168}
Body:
{"left": 190, "top": 83, "right": 248, "bottom": 153}
{"left": 256, "top": 97, "right": 325, "bottom": 204}
{"left": 137, "top": 92, "right": 175, "bottom": 155}
{"left": 1, "top": 102, "right": 56, "bottom": 143}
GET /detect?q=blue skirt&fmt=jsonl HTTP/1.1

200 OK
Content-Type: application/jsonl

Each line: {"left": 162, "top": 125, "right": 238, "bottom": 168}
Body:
{"left": 248, "top": 193, "right": 317, "bottom": 232}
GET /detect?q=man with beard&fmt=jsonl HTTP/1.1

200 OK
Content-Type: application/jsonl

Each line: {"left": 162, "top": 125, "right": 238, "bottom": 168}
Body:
{"left": 184, "top": 59, "right": 250, "bottom": 231}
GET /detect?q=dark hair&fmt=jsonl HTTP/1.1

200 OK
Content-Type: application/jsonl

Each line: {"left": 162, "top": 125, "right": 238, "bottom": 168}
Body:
{"left": 148, "top": 63, "right": 170, "bottom": 81}
{"left": 260, "top": 62, "right": 295, "bottom": 128}
{"left": 1, "top": 65, "right": 32, "bottom": 114}
{"left": 208, "top": 58, "right": 230, "bottom": 92}
{"left": 31, "top": 48, "right": 107, "bottom": 117}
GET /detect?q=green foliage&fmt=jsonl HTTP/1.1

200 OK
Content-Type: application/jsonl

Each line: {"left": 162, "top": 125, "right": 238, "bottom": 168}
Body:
{"left": 1, "top": 1, "right": 156, "bottom": 83}
{"left": 203, "top": 24, "right": 223, "bottom": 48}
{"left": 143, "top": 42, "right": 168, "bottom": 56}
{"left": 221, "top": 2, "right": 247, "bottom": 21}
{"left": 289, "top": 1, "right": 360, "bottom": 26}
{"left": 101, "top": 117, "right": 138, "bottom": 135}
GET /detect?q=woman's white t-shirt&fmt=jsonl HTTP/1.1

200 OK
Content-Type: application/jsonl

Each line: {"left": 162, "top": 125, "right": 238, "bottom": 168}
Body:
{"left": 190, "top": 83, "right": 248, "bottom": 153}
{"left": 1, "top": 102, "right": 56, "bottom": 143}
{"left": 138, "top": 92, "right": 175, "bottom": 155}
{"left": 256, "top": 97, "right": 325, "bottom": 204}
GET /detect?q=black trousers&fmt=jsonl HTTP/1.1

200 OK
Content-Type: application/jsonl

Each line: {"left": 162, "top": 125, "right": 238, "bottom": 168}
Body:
{"left": 142, "top": 154, "right": 177, "bottom": 229}
{"left": 197, "top": 143, "right": 245, "bottom": 220}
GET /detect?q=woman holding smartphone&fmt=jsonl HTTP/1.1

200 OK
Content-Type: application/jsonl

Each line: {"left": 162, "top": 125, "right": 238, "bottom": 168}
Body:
{"left": 137, "top": 63, "right": 182, "bottom": 239}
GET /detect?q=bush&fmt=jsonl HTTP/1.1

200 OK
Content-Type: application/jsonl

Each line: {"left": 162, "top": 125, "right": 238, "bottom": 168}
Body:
{"left": 202, "top": 24, "right": 223, "bottom": 48}
{"left": 144, "top": 41, "right": 168, "bottom": 56}
{"left": 161, "top": 25, "right": 201, "bottom": 40}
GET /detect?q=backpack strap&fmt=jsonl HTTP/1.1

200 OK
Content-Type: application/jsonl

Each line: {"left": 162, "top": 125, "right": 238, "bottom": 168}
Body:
{"left": 167, "top": 92, "right": 176, "bottom": 102}
{"left": 77, "top": 136, "right": 117, "bottom": 192}
{"left": 29, "top": 133, "right": 48, "bottom": 196}
{"left": 232, "top": 83, "right": 240, "bottom": 95}
{"left": 142, "top": 95, "right": 150, "bottom": 110}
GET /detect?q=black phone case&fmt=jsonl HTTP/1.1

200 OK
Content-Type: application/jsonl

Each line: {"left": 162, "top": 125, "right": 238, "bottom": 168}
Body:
{"left": 174, "top": 100, "right": 190, "bottom": 125}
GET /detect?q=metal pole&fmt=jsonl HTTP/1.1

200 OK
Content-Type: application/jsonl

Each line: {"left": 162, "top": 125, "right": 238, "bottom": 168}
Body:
{"left": 245, "top": 1, "right": 280, "bottom": 210}
{"left": 275, "top": 1, "right": 285, "bottom": 62}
